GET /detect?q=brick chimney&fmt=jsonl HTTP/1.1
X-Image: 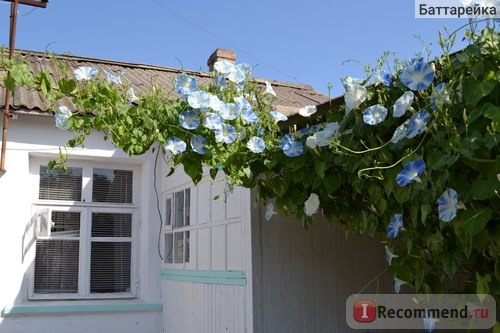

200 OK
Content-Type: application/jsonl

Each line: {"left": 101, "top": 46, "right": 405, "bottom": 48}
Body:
{"left": 207, "top": 48, "right": 236, "bottom": 71}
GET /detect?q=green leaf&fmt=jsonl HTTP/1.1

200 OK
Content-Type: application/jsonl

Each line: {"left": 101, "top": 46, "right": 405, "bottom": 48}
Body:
{"left": 470, "top": 180, "right": 495, "bottom": 200}
{"left": 323, "top": 174, "right": 341, "bottom": 194}
{"left": 183, "top": 158, "right": 202, "bottom": 184}
{"left": 462, "top": 78, "right": 496, "bottom": 106}
{"left": 493, "top": 321, "right": 500, "bottom": 333}
{"left": 263, "top": 159, "right": 277, "bottom": 170}
{"left": 475, "top": 272, "right": 491, "bottom": 302}
{"left": 442, "top": 252, "right": 462, "bottom": 277}
{"left": 460, "top": 207, "right": 492, "bottom": 237}
{"left": 58, "top": 78, "right": 77, "bottom": 94}
{"left": 420, "top": 204, "right": 431, "bottom": 225}
{"left": 481, "top": 102, "right": 499, "bottom": 119}
{"left": 314, "top": 160, "right": 326, "bottom": 179}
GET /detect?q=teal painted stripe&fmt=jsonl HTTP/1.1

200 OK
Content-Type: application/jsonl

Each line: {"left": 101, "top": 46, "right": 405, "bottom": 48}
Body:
{"left": 161, "top": 269, "right": 246, "bottom": 286}
{"left": 2, "top": 303, "right": 162, "bottom": 316}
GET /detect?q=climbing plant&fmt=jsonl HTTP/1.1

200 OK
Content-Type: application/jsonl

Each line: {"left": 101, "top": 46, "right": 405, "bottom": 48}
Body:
{"left": 1, "top": 21, "right": 499, "bottom": 313}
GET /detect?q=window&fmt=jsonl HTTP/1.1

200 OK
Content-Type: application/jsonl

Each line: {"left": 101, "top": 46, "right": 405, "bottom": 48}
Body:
{"left": 31, "top": 161, "right": 137, "bottom": 299}
{"left": 164, "top": 188, "right": 190, "bottom": 264}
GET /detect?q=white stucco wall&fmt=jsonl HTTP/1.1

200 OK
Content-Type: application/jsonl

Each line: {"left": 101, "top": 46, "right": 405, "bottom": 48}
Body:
{"left": 0, "top": 114, "right": 163, "bottom": 333}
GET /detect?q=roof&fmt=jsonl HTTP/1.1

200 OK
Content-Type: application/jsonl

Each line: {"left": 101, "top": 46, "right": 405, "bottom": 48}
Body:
{"left": 0, "top": 50, "right": 330, "bottom": 117}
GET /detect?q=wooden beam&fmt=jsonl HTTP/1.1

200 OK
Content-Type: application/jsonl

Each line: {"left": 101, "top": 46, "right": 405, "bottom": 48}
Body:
{"left": 2, "top": 0, "right": 48, "bottom": 8}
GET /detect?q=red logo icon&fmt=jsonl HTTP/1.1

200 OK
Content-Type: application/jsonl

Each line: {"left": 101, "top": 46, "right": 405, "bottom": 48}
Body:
{"left": 354, "top": 300, "right": 377, "bottom": 322}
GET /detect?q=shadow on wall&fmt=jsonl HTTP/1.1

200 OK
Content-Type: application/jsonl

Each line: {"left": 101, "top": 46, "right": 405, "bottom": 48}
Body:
{"left": 253, "top": 211, "right": 395, "bottom": 333}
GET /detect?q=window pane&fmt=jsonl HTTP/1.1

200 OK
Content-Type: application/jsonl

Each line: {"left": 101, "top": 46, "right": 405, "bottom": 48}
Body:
{"left": 184, "top": 231, "right": 190, "bottom": 263}
{"left": 51, "top": 211, "right": 80, "bottom": 237}
{"left": 174, "top": 191, "right": 184, "bottom": 228}
{"left": 92, "top": 168, "right": 133, "bottom": 204}
{"left": 165, "top": 233, "right": 173, "bottom": 263}
{"left": 174, "top": 232, "right": 183, "bottom": 263}
{"left": 34, "top": 240, "right": 79, "bottom": 293}
{"left": 90, "top": 242, "right": 131, "bottom": 293}
{"left": 185, "top": 189, "right": 190, "bottom": 226}
{"left": 39, "top": 166, "right": 82, "bottom": 201}
{"left": 91, "top": 213, "right": 131, "bottom": 238}
{"left": 165, "top": 198, "right": 172, "bottom": 226}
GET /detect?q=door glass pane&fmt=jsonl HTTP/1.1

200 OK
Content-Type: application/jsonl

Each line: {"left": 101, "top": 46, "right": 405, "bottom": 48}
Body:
{"left": 165, "top": 233, "right": 173, "bottom": 263}
{"left": 174, "top": 232, "right": 184, "bottom": 263}
{"left": 174, "top": 191, "right": 184, "bottom": 228}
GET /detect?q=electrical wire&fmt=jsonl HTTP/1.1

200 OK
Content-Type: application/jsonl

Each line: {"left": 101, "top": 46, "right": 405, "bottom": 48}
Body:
{"left": 153, "top": 146, "right": 164, "bottom": 261}
{"left": 150, "top": 0, "right": 300, "bottom": 83}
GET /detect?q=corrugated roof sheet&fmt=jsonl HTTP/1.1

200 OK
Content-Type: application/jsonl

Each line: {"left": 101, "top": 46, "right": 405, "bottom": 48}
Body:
{"left": 0, "top": 50, "right": 330, "bottom": 116}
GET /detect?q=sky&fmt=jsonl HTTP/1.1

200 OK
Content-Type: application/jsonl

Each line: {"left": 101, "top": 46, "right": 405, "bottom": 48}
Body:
{"left": 0, "top": 0, "right": 478, "bottom": 96}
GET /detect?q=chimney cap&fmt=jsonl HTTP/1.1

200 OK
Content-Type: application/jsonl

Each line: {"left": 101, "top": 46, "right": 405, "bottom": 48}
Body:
{"left": 207, "top": 48, "right": 236, "bottom": 71}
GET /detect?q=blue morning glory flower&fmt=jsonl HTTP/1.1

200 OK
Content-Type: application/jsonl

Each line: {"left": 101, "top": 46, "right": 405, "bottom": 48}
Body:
{"left": 214, "top": 60, "right": 235, "bottom": 75}
{"left": 265, "top": 203, "right": 276, "bottom": 222}
{"left": 165, "top": 137, "right": 186, "bottom": 155}
{"left": 179, "top": 110, "right": 200, "bottom": 130}
{"left": 127, "top": 87, "right": 139, "bottom": 105}
{"left": 387, "top": 214, "right": 403, "bottom": 239}
{"left": 430, "top": 82, "right": 449, "bottom": 110}
{"left": 406, "top": 109, "right": 430, "bottom": 138}
{"left": 214, "top": 123, "right": 237, "bottom": 144}
{"left": 298, "top": 105, "right": 317, "bottom": 117}
{"left": 203, "top": 113, "right": 222, "bottom": 130}
{"left": 215, "top": 74, "right": 227, "bottom": 88}
{"left": 363, "top": 104, "right": 388, "bottom": 125}
{"left": 385, "top": 245, "right": 398, "bottom": 265}
{"left": 279, "top": 134, "right": 294, "bottom": 149}
{"left": 280, "top": 135, "right": 303, "bottom": 157}
{"left": 396, "top": 159, "right": 426, "bottom": 187}
{"left": 74, "top": 66, "right": 98, "bottom": 81}
{"left": 219, "top": 103, "right": 241, "bottom": 120}
{"left": 265, "top": 81, "right": 277, "bottom": 96}
{"left": 241, "top": 108, "right": 259, "bottom": 124}
{"left": 190, "top": 135, "right": 207, "bottom": 154}
{"left": 247, "top": 136, "right": 266, "bottom": 153}
{"left": 437, "top": 188, "right": 458, "bottom": 222}
{"left": 296, "top": 125, "right": 319, "bottom": 138}
{"left": 104, "top": 70, "right": 123, "bottom": 85}
{"left": 270, "top": 110, "right": 288, "bottom": 122}
{"left": 380, "top": 71, "right": 392, "bottom": 87}
{"left": 209, "top": 95, "right": 224, "bottom": 112}
{"left": 393, "top": 91, "right": 414, "bottom": 117}
{"left": 227, "top": 66, "right": 246, "bottom": 84}
{"left": 391, "top": 120, "right": 410, "bottom": 144}
{"left": 174, "top": 73, "right": 197, "bottom": 98}
{"left": 234, "top": 96, "right": 252, "bottom": 111}
{"left": 398, "top": 59, "right": 435, "bottom": 91}
{"left": 54, "top": 106, "right": 72, "bottom": 131}
{"left": 394, "top": 277, "right": 407, "bottom": 294}
{"left": 423, "top": 309, "right": 439, "bottom": 332}
{"left": 188, "top": 90, "right": 211, "bottom": 109}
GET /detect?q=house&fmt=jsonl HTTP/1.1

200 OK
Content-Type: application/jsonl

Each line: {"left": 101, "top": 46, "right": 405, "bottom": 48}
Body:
{"left": 0, "top": 48, "right": 392, "bottom": 332}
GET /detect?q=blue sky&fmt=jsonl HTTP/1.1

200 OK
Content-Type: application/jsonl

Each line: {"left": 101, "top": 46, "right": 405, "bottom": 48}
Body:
{"left": 0, "top": 0, "right": 473, "bottom": 96}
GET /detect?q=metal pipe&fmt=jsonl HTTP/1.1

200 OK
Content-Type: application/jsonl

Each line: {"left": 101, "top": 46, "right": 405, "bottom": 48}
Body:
{"left": 0, "top": 0, "right": 19, "bottom": 172}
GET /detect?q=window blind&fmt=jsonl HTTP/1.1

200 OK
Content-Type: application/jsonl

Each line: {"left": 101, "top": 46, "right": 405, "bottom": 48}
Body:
{"left": 92, "top": 168, "right": 133, "bottom": 204}
{"left": 39, "top": 166, "right": 82, "bottom": 201}
{"left": 34, "top": 240, "right": 79, "bottom": 293}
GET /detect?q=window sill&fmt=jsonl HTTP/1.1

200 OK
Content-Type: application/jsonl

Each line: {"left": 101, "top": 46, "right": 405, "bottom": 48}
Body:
{"left": 1, "top": 301, "right": 162, "bottom": 317}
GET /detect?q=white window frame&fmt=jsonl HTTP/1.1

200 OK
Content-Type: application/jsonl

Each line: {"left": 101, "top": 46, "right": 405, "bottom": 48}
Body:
{"left": 28, "top": 157, "right": 140, "bottom": 300}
